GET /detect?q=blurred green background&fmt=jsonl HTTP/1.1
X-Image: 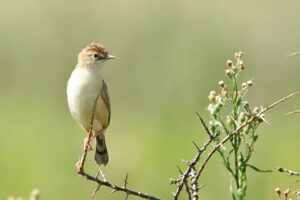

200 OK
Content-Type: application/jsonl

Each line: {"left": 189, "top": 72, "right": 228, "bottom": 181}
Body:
{"left": 0, "top": 0, "right": 299, "bottom": 199}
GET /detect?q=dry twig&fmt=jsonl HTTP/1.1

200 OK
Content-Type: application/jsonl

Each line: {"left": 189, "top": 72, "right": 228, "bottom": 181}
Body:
{"left": 218, "top": 117, "right": 254, "bottom": 152}
{"left": 190, "top": 167, "right": 199, "bottom": 200}
{"left": 184, "top": 182, "right": 192, "bottom": 200}
{"left": 78, "top": 171, "right": 162, "bottom": 200}
{"left": 171, "top": 114, "right": 219, "bottom": 200}
{"left": 278, "top": 167, "right": 300, "bottom": 177}
{"left": 285, "top": 51, "right": 300, "bottom": 58}
{"left": 284, "top": 110, "right": 300, "bottom": 116}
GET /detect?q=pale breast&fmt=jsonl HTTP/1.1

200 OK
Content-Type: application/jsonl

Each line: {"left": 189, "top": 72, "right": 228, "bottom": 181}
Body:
{"left": 67, "top": 68, "right": 108, "bottom": 132}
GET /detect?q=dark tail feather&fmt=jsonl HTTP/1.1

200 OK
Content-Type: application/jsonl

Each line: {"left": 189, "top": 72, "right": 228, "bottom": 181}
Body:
{"left": 94, "top": 134, "right": 109, "bottom": 165}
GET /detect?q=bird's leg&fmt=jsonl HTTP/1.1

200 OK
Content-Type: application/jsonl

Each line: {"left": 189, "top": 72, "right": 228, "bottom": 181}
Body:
{"left": 76, "top": 158, "right": 83, "bottom": 171}
{"left": 83, "top": 127, "right": 106, "bottom": 152}
{"left": 84, "top": 137, "right": 93, "bottom": 151}
{"left": 89, "top": 127, "right": 106, "bottom": 142}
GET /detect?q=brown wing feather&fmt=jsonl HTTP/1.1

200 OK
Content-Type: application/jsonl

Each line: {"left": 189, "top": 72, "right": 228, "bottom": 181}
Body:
{"left": 100, "top": 80, "right": 111, "bottom": 125}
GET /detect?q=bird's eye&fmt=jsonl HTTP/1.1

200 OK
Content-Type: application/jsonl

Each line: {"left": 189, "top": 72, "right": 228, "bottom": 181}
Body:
{"left": 93, "top": 54, "right": 99, "bottom": 58}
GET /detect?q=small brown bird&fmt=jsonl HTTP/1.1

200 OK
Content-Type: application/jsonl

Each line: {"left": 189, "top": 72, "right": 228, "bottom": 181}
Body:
{"left": 67, "top": 43, "right": 115, "bottom": 170}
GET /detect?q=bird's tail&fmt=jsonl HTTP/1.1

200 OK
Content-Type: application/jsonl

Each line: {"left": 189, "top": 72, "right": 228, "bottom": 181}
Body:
{"left": 94, "top": 134, "right": 109, "bottom": 165}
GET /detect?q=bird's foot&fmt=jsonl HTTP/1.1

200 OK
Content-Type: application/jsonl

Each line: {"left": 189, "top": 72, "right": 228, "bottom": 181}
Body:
{"left": 76, "top": 158, "right": 83, "bottom": 172}
{"left": 84, "top": 137, "right": 93, "bottom": 151}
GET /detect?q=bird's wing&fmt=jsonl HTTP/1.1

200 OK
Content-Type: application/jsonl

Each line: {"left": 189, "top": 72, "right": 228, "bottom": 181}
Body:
{"left": 100, "top": 80, "right": 111, "bottom": 126}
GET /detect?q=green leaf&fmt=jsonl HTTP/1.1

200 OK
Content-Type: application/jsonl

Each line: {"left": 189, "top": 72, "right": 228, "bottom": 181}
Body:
{"left": 246, "top": 164, "right": 272, "bottom": 173}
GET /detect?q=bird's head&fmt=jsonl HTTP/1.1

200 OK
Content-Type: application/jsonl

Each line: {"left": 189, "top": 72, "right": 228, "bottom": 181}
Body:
{"left": 77, "top": 43, "right": 116, "bottom": 68}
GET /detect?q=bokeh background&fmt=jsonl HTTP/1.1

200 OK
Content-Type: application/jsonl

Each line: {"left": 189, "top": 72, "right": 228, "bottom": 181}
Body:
{"left": 0, "top": 0, "right": 299, "bottom": 199}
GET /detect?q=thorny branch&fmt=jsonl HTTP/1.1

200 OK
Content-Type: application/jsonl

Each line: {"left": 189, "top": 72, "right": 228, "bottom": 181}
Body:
{"left": 184, "top": 182, "right": 192, "bottom": 200}
{"left": 78, "top": 171, "right": 162, "bottom": 200}
{"left": 278, "top": 167, "right": 300, "bottom": 177}
{"left": 171, "top": 114, "right": 218, "bottom": 200}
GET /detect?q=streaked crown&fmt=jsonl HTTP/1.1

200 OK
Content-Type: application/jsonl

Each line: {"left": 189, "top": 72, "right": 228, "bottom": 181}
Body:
{"left": 77, "top": 43, "right": 115, "bottom": 66}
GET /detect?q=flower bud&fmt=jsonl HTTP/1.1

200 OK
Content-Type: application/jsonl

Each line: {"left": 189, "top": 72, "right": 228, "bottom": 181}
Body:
{"left": 208, "top": 91, "right": 217, "bottom": 102}
{"left": 215, "top": 95, "right": 222, "bottom": 102}
{"left": 238, "top": 112, "right": 246, "bottom": 124}
{"left": 30, "top": 189, "right": 40, "bottom": 200}
{"left": 247, "top": 80, "right": 253, "bottom": 87}
{"left": 275, "top": 188, "right": 281, "bottom": 196}
{"left": 234, "top": 52, "right": 239, "bottom": 59}
{"left": 208, "top": 104, "right": 215, "bottom": 110}
{"left": 225, "top": 69, "right": 231, "bottom": 76}
{"left": 253, "top": 107, "right": 260, "bottom": 114}
{"left": 226, "top": 60, "right": 232, "bottom": 67}
{"left": 226, "top": 115, "right": 232, "bottom": 125}
{"left": 284, "top": 189, "right": 290, "bottom": 198}
{"left": 239, "top": 61, "right": 245, "bottom": 70}
{"left": 218, "top": 80, "right": 225, "bottom": 88}
{"left": 238, "top": 51, "right": 244, "bottom": 58}
{"left": 210, "top": 90, "right": 217, "bottom": 96}
{"left": 223, "top": 91, "right": 228, "bottom": 98}
{"left": 243, "top": 124, "right": 250, "bottom": 134}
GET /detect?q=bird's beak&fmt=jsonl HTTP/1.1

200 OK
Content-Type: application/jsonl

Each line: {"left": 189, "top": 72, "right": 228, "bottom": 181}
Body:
{"left": 105, "top": 55, "right": 116, "bottom": 59}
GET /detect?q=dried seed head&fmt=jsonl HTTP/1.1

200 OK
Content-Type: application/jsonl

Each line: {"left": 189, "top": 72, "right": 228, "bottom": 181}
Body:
{"left": 242, "top": 82, "right": 247, "bottom": 88}
{"left": 243, "top": 101, "right": 249, "bottom": 107}
{"left": 247, "top": 80, "right": 253, "bottom": 87}
{"left": 225, "top": 69, "right": 231, "bottom": 76}
{"left": 218, "top": 80, "right": 225, "bottom": 88}
{"left": 284, "top": 189, "right": 290, "bottom": 198}
{"left": 275, "top": 188, "right": 281, "bottom": 196}
{"left": 226, "top": 60, "right": 232, "bottom": 67}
